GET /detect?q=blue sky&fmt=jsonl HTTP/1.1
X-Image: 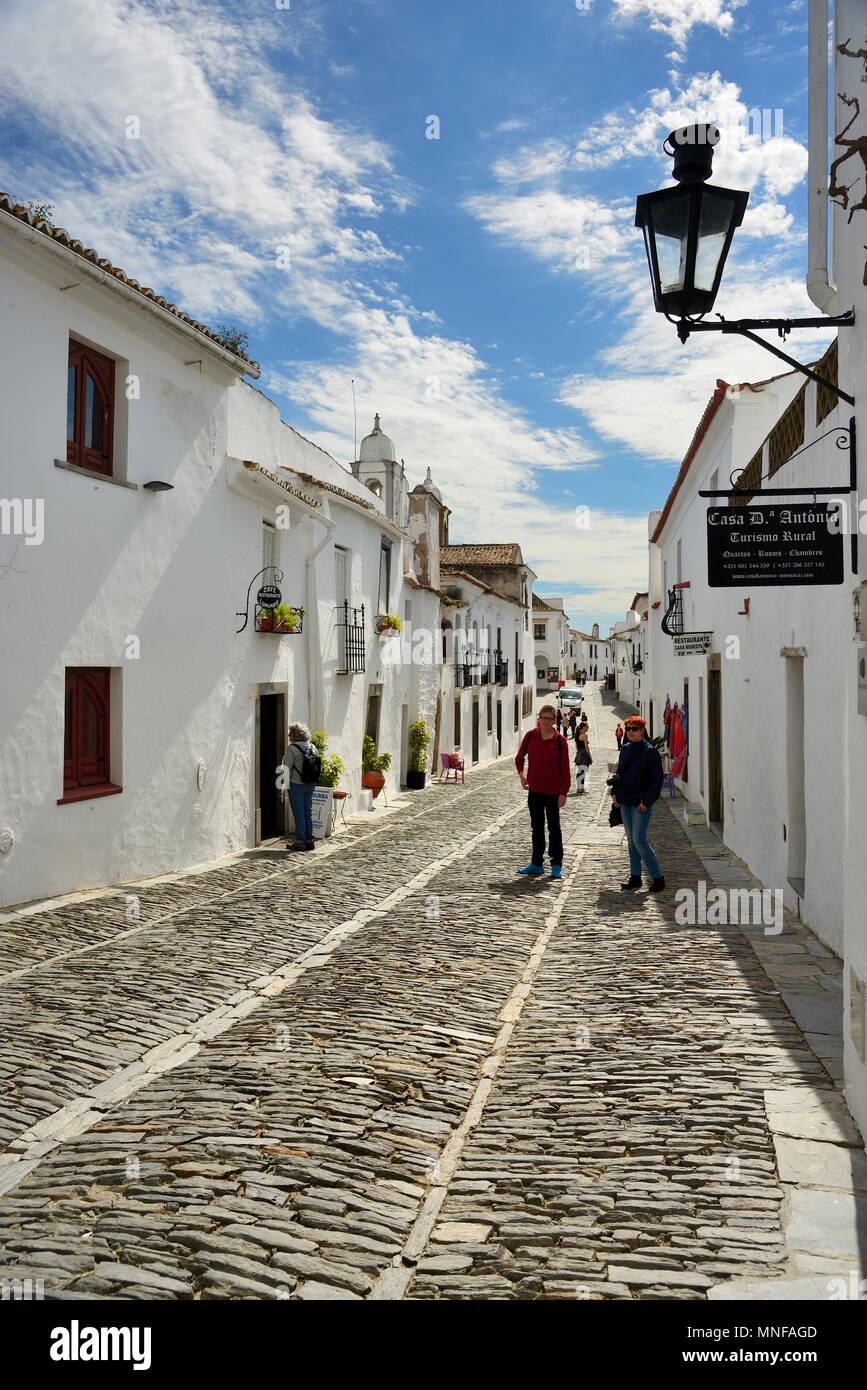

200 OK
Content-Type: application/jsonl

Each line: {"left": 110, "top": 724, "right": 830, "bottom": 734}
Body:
{"left": 0, "top": 0, "right": 831, "bottom": 632}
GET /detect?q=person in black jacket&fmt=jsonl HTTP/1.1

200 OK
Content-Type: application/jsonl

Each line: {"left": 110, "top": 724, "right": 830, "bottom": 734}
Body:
{"left": 610, "top": 715, "right": 665, "bottom": 892}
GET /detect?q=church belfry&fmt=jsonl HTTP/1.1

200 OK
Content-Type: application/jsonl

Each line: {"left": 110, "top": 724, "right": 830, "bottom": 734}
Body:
{"left": 350, "top": 415, "right": 408, "bottom": 527}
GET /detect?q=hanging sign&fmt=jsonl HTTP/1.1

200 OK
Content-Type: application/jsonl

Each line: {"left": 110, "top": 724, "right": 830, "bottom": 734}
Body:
{"left": 707, "top": 504, "right": 844, "bottom": 587}
{"left": 672, "top": 632, "right": 713, "bottom": 657}
{"left": 256, "top": 584, "right": 282, "bottom": 608}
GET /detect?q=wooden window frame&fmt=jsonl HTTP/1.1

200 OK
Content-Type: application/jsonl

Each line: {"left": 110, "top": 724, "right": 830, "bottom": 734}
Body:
{"left": 59, "top": 667, "right": 122, "bottom": 804}
{"left": 67, "top": 340, "right": 115, "bottom": 477}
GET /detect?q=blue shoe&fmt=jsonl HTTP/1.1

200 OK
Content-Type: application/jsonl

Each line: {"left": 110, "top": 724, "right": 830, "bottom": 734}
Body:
{"left": 550, "top": 865, "right": 562, "bottom": 880}
{"left": 517, "top": 863, "right": 545, "bottom": 876}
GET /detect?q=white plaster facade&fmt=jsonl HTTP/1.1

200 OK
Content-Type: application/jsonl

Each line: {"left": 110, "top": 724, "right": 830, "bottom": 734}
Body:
{"left": 439, "top": 560, "right": 536, "bottom": 769}
{"left": 825, "top": 0, "right": 867, "bottom": 1141}
{"left": 569, "top": 624, "right": 612, "bottom": 681}
{"left": 533, "top": 595, "right": 569, "bottom": 689}
{"left": 0, "top": 213, "right": 435, "bottom": 907}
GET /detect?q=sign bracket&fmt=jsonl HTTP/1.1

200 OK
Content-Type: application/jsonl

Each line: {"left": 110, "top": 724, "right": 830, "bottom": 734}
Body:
{"left": 698, "top": 417, "right": 858, "bottom": 575}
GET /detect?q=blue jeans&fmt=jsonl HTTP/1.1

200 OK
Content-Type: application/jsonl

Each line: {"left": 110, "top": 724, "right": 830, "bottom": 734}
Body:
{"left": 620, "top": 803, "right": 662, "bottom": 879}
{"left": 287, "top": 783, "right": 315, "bottom": 843}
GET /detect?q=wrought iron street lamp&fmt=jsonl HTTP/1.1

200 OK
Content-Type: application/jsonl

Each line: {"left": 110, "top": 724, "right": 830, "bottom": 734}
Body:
{"left": 635, "top": 124, "right": 748, "bottom": 321}
{"left": 635, "top": 123, "right": 854, "bottom": 405}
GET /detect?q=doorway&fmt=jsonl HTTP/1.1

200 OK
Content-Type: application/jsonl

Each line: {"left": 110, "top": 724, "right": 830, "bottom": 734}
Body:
{"left": 472, "top": 701, "right": 480, "bottom": 764}
{"left": 785, "top": 656, "right": 806, "bottom": 896}
{"left": 496, "top": 700, "right": 502, "bottom": 756}
{"left": 708, "top": 664, "right": 722, "bottom": 826}
{"left": 399, "top": 703, "right": 408, "bottom": 787}
{"left": 257, "top": 688, "right": 286, "bottom": 843}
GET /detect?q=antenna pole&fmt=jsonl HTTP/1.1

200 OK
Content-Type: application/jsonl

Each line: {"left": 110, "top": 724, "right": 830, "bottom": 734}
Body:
{"left": 351, "top": 379, "right": 357, "bottom": 460}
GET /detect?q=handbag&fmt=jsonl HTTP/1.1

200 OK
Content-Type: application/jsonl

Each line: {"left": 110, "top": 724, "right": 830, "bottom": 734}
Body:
{"left": 608, "top": 802, "right": 622, "bottom": 827}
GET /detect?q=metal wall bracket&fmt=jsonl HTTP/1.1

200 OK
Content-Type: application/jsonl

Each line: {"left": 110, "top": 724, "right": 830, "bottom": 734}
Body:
{"left": 672, "top": 311, "right": 855, "bottom": 405}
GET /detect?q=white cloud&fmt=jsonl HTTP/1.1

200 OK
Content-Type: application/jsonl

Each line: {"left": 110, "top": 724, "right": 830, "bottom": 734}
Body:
{"left": 0, "top": 0, "right": 405, "bottom": 327}
{"left": 465, "top": 189, "right": 634, "bottom": 277}
{"left": 558, "top": 268, "right": 834, "bottom": 463}
{"left": 492, "top": 141, "right": 572, "bottom": 184}
{"left": 610, "top": 0, "right": 747, "bottom": 55}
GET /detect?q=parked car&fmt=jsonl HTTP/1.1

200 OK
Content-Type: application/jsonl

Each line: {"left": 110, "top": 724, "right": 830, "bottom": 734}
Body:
{"left": 558, "top": 688, "right": 583, "bottom": 709}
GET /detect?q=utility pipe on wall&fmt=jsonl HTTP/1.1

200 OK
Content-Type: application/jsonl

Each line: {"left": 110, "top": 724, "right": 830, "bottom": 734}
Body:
{"left": 305, "top": 509, "right": 336, "bottom": 733}
{"left": 807, "top": 0, "right": 839, "bottom": 314}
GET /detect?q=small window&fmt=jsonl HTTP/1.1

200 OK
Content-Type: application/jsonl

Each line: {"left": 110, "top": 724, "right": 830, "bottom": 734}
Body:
{"left": 378, "top": 543, "right": 391, "bottom": 616}
{"left": 263, "top": 520, "right": 276, "bottom": 572}
{"left": 514, "top": 694, "right": 519, "bottom": 732}
{"left": 534, "top": 623, "right": 545, "bottom": 640}
{"left": 67, "top": 340, "right": 115, "bottom": 476}
{"left": 61, "top": 668, "right": 121, "bottom": 802}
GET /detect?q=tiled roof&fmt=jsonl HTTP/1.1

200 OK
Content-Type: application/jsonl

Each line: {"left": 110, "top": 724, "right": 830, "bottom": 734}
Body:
{"left": 0, "top": 193, "right": 259, "bottom": 374}
{"left": 285, "top": 468, "right": 378, "bottom": 513}
{"left": 439, "top": 567, "right": 524, "bottom": 608}
{"left": 532, "top": 594, "right": 557, "bottom": 611}
{"left": 242, "top": 461, "right": 321, "bottom": 509}
{"left": 441, "top": 543, "right": 523, "bottom": 566}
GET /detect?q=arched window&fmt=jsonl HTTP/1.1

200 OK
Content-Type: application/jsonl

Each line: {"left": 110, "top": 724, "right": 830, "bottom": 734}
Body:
{"left": 67, "top": 340, "right": 115, "bottom": 475}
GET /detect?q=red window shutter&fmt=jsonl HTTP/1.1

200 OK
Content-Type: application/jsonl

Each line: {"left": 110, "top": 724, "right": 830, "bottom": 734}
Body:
{"left": 67, "top": 341, "right": 115, "bottom": 476}
{"left": 64, "top": 668, "right": 110, "bottom": 790}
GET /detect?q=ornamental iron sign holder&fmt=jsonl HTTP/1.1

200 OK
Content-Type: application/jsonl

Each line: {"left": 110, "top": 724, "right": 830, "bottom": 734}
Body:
{"left": 697, "top": 418, "right": 858, "bottom": 575}
{"left": 235, "top": 567, "right": 304, "bottom": 634}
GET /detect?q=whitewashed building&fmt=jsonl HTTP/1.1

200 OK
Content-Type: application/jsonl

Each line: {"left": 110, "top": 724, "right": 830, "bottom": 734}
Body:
{"left": 570, "top": 623, "right": 613, "bottom": 681}
{"left": 640, "top": 0, "right": 867, "bottom": 1137}
{"left": 0, "top": 199, "right": 434, "bottom": 907}
{"left": 532, "top": 594, "right": 569, "bottom": 690}
{"left": 439, "top": 543, "right": 536, "bottom": 766}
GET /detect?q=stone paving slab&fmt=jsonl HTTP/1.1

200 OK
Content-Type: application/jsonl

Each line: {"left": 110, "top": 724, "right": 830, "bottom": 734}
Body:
{"left": 0, "top": 682, "right": 863, "bottom": 1301}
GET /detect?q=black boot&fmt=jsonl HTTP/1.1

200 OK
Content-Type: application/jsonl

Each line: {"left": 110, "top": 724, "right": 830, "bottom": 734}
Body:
{"left": 620, "top": 874, "right": 642, "bottom": 890}
{"left": 649, "top": 876, "right": 666, "bottom": 893}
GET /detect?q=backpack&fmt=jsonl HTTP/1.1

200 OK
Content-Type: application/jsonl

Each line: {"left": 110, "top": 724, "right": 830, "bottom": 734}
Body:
{"left": 297, "top": 744, "right": 321, "bottom": 785}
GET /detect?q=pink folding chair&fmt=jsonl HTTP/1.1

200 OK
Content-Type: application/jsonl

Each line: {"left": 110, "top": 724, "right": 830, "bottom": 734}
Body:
{"left": 439, "top": 752, "right": 465, "bottom": 784}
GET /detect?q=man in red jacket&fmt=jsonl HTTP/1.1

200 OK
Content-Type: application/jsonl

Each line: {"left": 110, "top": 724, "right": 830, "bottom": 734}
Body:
{"left": 515, "top": 704, "right": 571, "bottom": 879}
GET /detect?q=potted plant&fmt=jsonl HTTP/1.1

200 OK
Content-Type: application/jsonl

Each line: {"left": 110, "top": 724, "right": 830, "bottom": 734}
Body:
{"left": 299, "top": 731, "right": 344, "bottom": 840}
{"left": 273, "top": 604, "right": 304, "bottom": 633}
{"left": 361, "top": 734, "right": 391, "bottom": 798}
{"left": 406, "top": 719, "right": 431, "bottom": 790}
{"left": 258, "top": 607, "right": 275, "bottom": 631}
{"left": 375, "top": 613, "right": 402, "bottom": 636}
{"left": 311, "top": 730, "right": 344, "bottom": 787}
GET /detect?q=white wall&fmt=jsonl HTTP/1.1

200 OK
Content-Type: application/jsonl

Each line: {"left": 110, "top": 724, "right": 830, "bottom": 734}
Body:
{"left": 832, "top": 0, "right": 867, "bottom": 1140}
{"left": 0, "top": 230, "right": 442, "bottom": 907}
{"left": 645, "top": 377, "right": 848, "bottom": 954}
{"left": 0, "top": 225, "right": 298, "bottom": 906}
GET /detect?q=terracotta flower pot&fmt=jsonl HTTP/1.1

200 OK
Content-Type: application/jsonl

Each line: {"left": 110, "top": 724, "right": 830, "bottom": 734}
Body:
{"left": 362, "top": 770, "right": 385, "bottom": 798}
{"left": 259, "top": 616, "right": 274, "bottom": 631}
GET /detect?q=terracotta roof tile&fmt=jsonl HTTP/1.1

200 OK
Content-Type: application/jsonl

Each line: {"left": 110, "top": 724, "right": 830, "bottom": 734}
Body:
{"left": 0, "top": 193, "right": 259, "bottom": 374}
{"left": 441, "top": 543, "right": 523, "bottom": 566}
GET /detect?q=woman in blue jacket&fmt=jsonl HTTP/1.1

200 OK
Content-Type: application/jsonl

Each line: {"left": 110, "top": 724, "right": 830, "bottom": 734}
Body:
{"left": 610, "top": 715, "right": 665, "bottom": 892}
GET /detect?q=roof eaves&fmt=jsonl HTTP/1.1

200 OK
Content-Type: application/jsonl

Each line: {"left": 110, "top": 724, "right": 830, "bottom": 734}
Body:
{"left": 0, "top": 193, "right": 259, "bottom": 376}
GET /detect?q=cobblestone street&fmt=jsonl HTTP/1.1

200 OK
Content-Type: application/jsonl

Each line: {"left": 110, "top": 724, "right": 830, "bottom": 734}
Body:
{"left": 0, "top": 686, "right": 863, "bottom": 1302}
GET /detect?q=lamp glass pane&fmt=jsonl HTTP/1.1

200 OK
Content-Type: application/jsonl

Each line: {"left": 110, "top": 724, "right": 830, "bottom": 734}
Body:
{"left": 694, "top": 190, "right": 737, "bottom": 292}
{"left": 649, "top": 195, "right": 690, "bottom": 293}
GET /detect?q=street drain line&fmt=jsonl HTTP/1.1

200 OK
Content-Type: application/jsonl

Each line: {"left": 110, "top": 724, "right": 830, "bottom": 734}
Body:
{"left": 370, "top": 784, "right": 608, "bottom": 1300}
{"left": 0, "top": 797, "right": 527, "bottom": 1200}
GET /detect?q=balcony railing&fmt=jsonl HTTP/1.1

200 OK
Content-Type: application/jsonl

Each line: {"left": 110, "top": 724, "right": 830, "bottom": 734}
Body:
{"left": 495, "top": 659, "right": 509, "bottom": 686}
{"left": 336, "top": 600, "right": 365, "bottom": 674}
{"left": 455, "top": 662, "right": 473, "bottom": 688}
